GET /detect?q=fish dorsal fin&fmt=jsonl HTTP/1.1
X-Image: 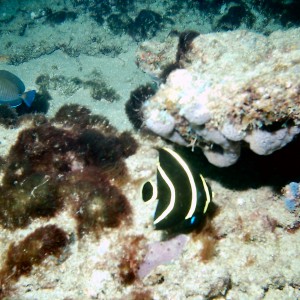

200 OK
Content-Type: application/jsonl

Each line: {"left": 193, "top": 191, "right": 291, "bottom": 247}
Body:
{"left": 0, "top": 70, "right": 25, "bottom": 93}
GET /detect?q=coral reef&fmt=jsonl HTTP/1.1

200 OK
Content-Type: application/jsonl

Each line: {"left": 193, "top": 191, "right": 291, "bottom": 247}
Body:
{"left": 0, "top": 105, "right": 299, "bottom": 299}
{"left": 137, "top": 28, "right": 300, "bottom": 166}
{"left": 1, "top": 0, "right": 300, "bottom": 298}
{"left": 136, "top": 35, "right": 179, "bottom": 79}
{"left": 3, "top": 0, "right": 300, "bottom": 65}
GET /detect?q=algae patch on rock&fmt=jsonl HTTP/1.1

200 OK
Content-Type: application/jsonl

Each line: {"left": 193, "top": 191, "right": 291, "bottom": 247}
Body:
{"left": 0, "top": 104, "right": 137, "bottom": 232}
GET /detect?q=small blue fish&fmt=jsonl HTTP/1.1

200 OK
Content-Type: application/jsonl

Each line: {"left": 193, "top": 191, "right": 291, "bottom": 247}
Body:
{"left": 0, "top": 70, "right": 36, "bottom": 107}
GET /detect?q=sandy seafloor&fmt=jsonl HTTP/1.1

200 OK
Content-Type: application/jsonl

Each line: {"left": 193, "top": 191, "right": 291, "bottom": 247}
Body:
{"left": 0, "top": 0, "right": 299, "bottom": 299}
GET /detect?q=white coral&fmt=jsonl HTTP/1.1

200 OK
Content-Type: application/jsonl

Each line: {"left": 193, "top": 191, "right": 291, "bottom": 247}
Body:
{"left": 140, "top": 28, "right": 300, "bottom": 167}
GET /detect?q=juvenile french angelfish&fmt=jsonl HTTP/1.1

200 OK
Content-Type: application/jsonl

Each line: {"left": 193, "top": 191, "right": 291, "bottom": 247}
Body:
{"left": 0, "top": 70, "right": 36, "bottom": 107}
{"left": 142, "top": 147, "right": 212, "bottom": 231}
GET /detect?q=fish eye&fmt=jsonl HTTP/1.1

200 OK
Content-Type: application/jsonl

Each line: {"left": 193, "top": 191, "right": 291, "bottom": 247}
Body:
{"left": 142, "top": 181, "right": 154, "bottom": 202}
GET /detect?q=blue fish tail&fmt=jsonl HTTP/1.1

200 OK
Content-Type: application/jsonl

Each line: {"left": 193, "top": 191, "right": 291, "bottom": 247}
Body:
{"left": 22, "top": 90, "right": 36, "bottom": 107}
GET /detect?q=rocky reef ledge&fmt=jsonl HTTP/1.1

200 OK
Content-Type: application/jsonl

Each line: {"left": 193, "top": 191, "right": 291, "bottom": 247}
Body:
{"left": 137, "top": 28, "right": 300, "bottom": 167}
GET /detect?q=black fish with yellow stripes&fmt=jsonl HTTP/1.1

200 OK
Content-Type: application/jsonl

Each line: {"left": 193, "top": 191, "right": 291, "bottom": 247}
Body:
{"left": 142, "top": 147, "right": 212, "bottom": 231}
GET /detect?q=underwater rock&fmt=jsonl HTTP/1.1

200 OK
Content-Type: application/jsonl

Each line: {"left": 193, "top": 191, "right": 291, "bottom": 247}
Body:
{"left": 136, "top": 35, "right": 179, "bottom": 78}
{"left": 129, "top": 9, "right": 163, "bottom": 41}
{"left": 0, "top": 105, "right": 18, "bottom": 128}
{"left": 45, "top": 10, "right": 77, "bottom": 25}
{"left": 135, "top": 28, "right": 300, "bottom": 167}
{"left": 89, "top": 10, "right": 104, "bottom": 26}
{"left": 257, "top": 0, "right": 300, "bottom": 26}
{"left": 213, "top": 2, "right": 255, "bottom": 31}
{"left": 88, "top": 1, "right": 112, "bottom": 25}
{"left": 113, "top": 0, "right": 134, "bottom": 13}
{"left": 107, "top": 13, "right": 133, "bottom": 35}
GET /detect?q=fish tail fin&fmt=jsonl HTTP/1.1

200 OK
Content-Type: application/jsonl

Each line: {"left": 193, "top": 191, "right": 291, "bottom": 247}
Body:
{"left": 22, "top": 90, "right": 36, "bottom": 107}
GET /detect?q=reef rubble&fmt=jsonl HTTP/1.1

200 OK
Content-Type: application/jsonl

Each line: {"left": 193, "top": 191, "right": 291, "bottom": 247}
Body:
{"left": 137, "top": 28, "right": 300, "bottom": 167}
